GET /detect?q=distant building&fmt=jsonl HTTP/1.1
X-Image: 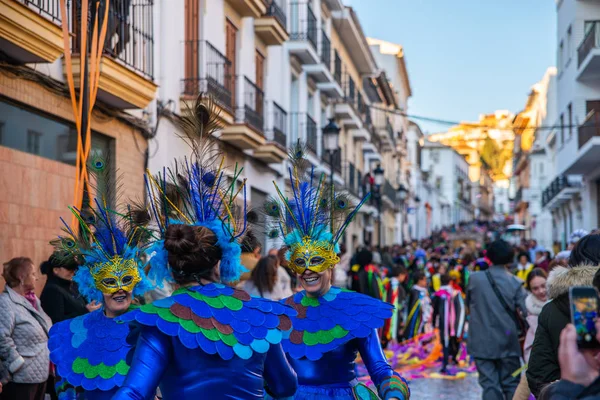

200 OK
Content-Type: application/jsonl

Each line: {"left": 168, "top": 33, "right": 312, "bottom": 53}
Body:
{"left": 421, "top": 140, "right": 474, "bottom": 226}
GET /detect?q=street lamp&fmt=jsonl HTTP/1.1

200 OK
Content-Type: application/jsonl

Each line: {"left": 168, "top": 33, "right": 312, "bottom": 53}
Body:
{"left": 373, "top": 164, "right": 384, "bottom": 249}
{"left": 396, "top": 184, "right": 408, "bottom": 245}
{"left": 322, "top": 118, "right": 340, "bottom": 231}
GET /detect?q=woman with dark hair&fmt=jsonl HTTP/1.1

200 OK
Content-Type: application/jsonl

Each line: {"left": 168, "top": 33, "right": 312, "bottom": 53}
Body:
{"left": 0, "top": 257, "right": 52, "bottom": 400}
{"left": 40, "top": 252, "right": 100, "bottom": 324}
{"left": 113, "top": 95, "right": 297, "bottom": 399}
{"left": 568, "top": 231, "right": 600, "bottom": 267}
{"left": 244, "top": 255, "right": 282, "bottom": 300}
{"left": 514, "top": 268, "right": 548, "bottom": 400}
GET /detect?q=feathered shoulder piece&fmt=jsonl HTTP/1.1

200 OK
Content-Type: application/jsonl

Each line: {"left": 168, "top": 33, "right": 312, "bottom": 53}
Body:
{"left": 118, "top": 283, "right": 296, "bottom": 360}
{"left": 281, "top": 287, "right": 392, "bottom": 360}
{"left": 263, "top": 142, "right": 370, "bottom": 275}
{"left": 48, "top": 309, "right": 137, "bottom": 392}
{"left": 51, "top": 155, "right": 153, "bottom": 302}
{"left": 141, "top": 93, "right": 248, "bottom": 284}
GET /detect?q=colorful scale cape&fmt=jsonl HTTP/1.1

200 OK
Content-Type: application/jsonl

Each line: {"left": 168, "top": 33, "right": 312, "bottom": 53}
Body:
{"left": 49, "top": 309, "right": 136, "bottom": 392}
{"left": 282, "top": 287, "right": 393, "bottom": 361}
{"left": 119, "top": 283, "right": 296, "bottom": 360}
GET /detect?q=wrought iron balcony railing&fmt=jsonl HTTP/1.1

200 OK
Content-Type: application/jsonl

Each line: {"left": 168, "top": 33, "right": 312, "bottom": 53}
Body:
{"left": 578, "top": 21, "right": 600, "bottom": 67}
{"left": 541, "top": 175, "right": 582, "bottom": 207}
{"left": 320, "top": 29, "right": 331, "bottom": 68}
{"left": 289, "top": 1, "right": 317, "bottom": 51}
{"left": 578, "top": 111, "right": 600, "bottom": 149}
{"left": 265, "top": 0, "right": 287, "bottom": 29}
{"left": 243, "top": 76, "right": 264, "bottom": 133}
{"left": 272, "top": 101, "right": 287, "bottom": 147}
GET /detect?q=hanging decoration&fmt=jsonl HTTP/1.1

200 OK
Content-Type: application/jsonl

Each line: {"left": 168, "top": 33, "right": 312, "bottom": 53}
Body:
{"left": 59, "top": 0, "right": 111, "bottom": 229}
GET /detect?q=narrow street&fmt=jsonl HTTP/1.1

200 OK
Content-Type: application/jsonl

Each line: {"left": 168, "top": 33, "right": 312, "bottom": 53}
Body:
{"left": 409, "top": 376, "right": 481, "bottom": 399}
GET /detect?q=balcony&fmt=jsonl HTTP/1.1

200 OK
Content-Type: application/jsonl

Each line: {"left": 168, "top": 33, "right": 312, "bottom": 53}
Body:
{"left": 382, "top": 180, "right": 397, "bottom": 207}
{"left": 0, "top": 0, "right": 63, "bottom": 63}
{"left": 334, "top": 75, "right": 364, "bottom": 133}
{"left": 305, "top": 30, "right": 343, "bottom": 99}
{"left": 66, "top": 0, "right": 157, "bottom": 109}
{"left": 255, "top": 100, "right": 287, "bottom": 164}
{"left": 290, "top": 112, "right": 317, "bottom": 154}
{"left": 227, "top": 0, "right": 267, "bottom": 18}
{"left": 255, "top": 0, "right": 288, "bottom": 46}
{"left": 321, "top": 147, "right": 342, "bottom": 174}
{"left": 220, "top": 76, "right": 266, "bottom": 150}
{"left": 181, "top": 41, "right": 235, "bottom": 124}
{"left": 561, "top": 111, "right": 600, "bottom": 175}
{"left": 288, "top": 1, "right": 318, "bottom": 64}
{"left": 345, "top": 162, "right": 365, "bottom": 199}
{"left": 541, "top": 175, "right": 582, "bottom": 210}
{"left": 577, "top": 21, "right": 600, "bottom": 81}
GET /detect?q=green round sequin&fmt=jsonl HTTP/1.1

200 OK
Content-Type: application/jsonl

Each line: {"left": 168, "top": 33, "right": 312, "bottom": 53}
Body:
{"left": 300, "top": 296, "right": 320, "bottom": 307}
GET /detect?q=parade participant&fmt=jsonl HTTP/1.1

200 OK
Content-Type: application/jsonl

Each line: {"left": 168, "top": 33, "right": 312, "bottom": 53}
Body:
{"left": 432, "top": 274, "right": 466, "bottom": 374}
{"left": 47, "top": 157, "right": 155, "bottom": 400}
{"left": 263, "top": 145, "right": 410, "bottom": 399}
{"left": 112, "top": 95, "right": 298, "bottom": 400}
{"left": 403, "top": 271, "right": 431, "bottom": 340}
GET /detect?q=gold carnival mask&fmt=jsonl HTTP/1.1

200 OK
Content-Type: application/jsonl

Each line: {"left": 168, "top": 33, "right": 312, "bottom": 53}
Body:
{"left": 288, "top": 236, "right": 340, "bottom": 275}
{"left": 91, "top": 255, "right": 142, "bottom": 295}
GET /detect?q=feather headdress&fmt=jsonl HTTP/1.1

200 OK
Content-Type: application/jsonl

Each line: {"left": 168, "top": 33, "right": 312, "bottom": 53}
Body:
{"left": 141, "top": 93, "right": 248, "bottom": 285}
{"left": 264, "top": 141, "right": 370, "bottom": 275}
{"left": 51, "top": 154, "right": 154, "bottom": 302}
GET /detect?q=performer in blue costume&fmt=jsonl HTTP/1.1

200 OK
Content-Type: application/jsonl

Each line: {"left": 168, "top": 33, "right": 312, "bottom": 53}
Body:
{"left": 263, "top": 144, "right": 410, "bottom": 399}
{"left": 112, "top": 95, "right": 298, "bottom": 400}
{"left": 48, "top": 156, "right": 155, "bottom": 400}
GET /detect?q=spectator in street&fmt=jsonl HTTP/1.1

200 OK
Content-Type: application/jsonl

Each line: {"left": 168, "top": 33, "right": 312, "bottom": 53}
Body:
{"left": 237, "top": 230, "right": 262, "bottom": 287}
{"left": 534, "top": 250, "right": 550, "bottom": 272}
{"left": 466, "top": 239, "right": 527, "bottom": 400}
{"left": 432, "top": 274, "right": 466, "bottom": 374}
{"left": 513, "top": 268, "right": 548, "bottom": 400}
{"left": 529, "top": 239, "right": 544, "bottom": 265}
{"left": 526, "top": 256, "right": 598, "bottom": 396}
{"left": 514, "top": 252, "right": 534, "bottom": 283}
{"left": 333, "top": 243, "right": 351, "bottom": 288}
{"left": 39, "top": 252, "right": 101, "bottom": 324}
{"left": 568, "top": 230, "right": 600, "bottom": 267}
{"left": 0, "top": 257, "right": 52, "bottom": 400}
{"left": 403, "top": 270, "right": 431, "bottom": 340}
{"left": 243, "top": 255, "right": 283, "bottom": 300}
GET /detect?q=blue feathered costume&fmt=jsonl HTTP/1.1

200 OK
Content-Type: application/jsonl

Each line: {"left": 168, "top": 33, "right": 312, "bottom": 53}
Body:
{"left": 48, "top": 156, "right": 155, "bottom": 400}
{"left": 263, "top": 144, "right": 410, "bottom": 399}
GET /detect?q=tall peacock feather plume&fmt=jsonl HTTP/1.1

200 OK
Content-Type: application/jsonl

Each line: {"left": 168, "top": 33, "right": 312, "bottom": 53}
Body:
{"left": 263, "top": 141, "right": 370, "bottom": 275}
{"left": 50, "top": 153, "right": 154, "bottom": 302}
{"left": 139, "top": 93, "right": 249, "bottom": 285}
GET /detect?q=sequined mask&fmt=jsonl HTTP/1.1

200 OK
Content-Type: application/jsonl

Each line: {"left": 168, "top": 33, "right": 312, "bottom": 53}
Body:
{"left": 288, "top": 236, "right": 340, "bottom": 275}
{"left": 90, "top": 255, "right": 142, "bottom": 295}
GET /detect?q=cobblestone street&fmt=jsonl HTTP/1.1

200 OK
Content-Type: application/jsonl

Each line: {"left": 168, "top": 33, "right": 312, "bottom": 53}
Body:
{"left": 409, "top": 376, "right": 482, "bottom": 399}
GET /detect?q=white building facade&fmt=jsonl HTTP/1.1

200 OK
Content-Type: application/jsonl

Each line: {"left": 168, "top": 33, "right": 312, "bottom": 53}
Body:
{"left": 421, "top": 140, "right": 474, "bottom": 228}
{"left": 539, "top": 0, "right": 600, "bottom": 249}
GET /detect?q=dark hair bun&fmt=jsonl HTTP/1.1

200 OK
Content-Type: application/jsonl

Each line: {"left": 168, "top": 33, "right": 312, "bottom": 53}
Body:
{"left": 164, "top": 224, "right": 197, "bottom": 255}
{"left": 163, "top": 224, "right": 222, "bottom": 284}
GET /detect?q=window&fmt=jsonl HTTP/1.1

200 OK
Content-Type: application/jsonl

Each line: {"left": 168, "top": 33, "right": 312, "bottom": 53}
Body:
{"left": 27, "top": 130, "right": 42, "bottom": 154}
{"left": 568, "top": 103, "right": 573, "bottom": 137}
{"left": 560, "top": 114, "right": 564, "bottom": 144}
{"left": 0, "top": 99, "right": 112, "bottom": 166}
{"left": 567, "top": 26, "right": 572, "bottom": 62}
{"left": 558, "top": 40, "right": 564, "bottom": 70}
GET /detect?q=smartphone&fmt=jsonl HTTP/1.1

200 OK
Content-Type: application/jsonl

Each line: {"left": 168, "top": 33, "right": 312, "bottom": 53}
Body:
{"left": 569, "top": 286, "right": 600, "bottom": 349}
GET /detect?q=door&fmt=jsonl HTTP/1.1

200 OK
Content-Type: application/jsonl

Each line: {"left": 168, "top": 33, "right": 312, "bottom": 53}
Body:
{"left": 225, "top": 19, "right": 237, "bottom": 109}
{"left": 255, "top": 50, "right": 265, "bottom": 116}
{"left": 184, "top": 0, "right": 200, "bottom": 94}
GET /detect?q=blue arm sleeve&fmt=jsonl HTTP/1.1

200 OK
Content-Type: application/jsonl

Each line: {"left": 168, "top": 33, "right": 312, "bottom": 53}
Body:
{"left": 112, "top": 327, "right": 170, "bottom": 400}
{"left": 263, "top": 343, "right": 298, "bottom": 398}
{"left": 357, "top": 329, "right": 410, "bottom": 400}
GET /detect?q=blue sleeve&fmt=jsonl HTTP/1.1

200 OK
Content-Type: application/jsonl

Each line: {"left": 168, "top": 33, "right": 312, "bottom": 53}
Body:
{"left": 263, "top": 343, "right": 298, "bottom": 398}
{"left": 112, "top": 327, "right": 170, "bottom": 400}
{"left": 357, "top": 329, "right": 410, "bottom": 399}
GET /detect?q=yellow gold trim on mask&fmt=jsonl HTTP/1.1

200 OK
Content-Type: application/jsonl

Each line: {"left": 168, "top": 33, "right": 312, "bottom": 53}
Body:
{"left": 288, "top": 237, "right": 340, "bottom": 275}
{"left": 91, "top": 255, "right": 142, "bottom": 295}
